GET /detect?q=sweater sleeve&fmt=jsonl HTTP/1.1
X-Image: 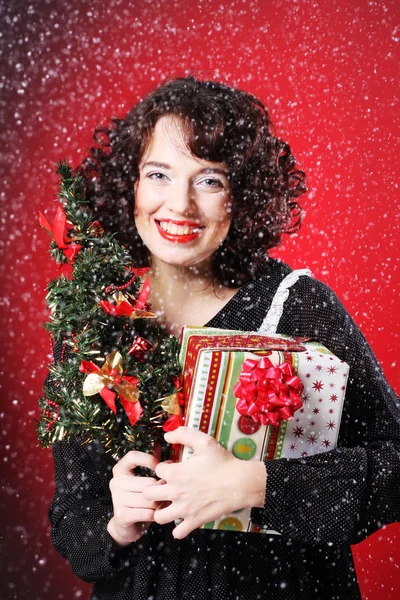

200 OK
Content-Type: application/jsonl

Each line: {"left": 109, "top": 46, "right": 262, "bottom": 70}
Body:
{"left": 49, "top": 436, "right": 141, "bottom": 583}
{"left": 251, "top": 276, "right": 400, "bottom": 545}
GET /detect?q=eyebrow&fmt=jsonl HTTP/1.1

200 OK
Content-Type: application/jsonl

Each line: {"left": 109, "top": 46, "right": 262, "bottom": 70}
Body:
{"left": 141, "top": 160, "right": 229, "bottom": 176}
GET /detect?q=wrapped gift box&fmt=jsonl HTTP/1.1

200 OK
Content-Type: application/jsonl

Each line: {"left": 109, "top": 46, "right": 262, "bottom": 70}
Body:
{"left": 175, "top": 327, "right": 349, "bottom": 534}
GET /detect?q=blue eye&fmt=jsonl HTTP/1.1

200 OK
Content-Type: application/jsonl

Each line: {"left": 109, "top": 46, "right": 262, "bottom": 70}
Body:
{"left": 201, "top": 178, "right": 223, "bottom": 188}
{"left": 148, "top": 172, "right": 167, "bottom": 181}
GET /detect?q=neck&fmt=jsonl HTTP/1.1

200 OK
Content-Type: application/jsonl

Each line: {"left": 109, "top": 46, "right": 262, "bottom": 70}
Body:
{"left": 149, "top": 257, "right": 216, "bottom": 295}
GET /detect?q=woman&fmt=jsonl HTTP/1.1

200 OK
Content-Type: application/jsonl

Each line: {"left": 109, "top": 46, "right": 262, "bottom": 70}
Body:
{"left": 49, "top": 76, "right": 400, "bottom": 599}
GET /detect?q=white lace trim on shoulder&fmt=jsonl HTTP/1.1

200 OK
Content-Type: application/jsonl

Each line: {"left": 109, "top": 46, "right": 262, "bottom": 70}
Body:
{"left": 257, "top": 268, "right": 313, "bottom": 335}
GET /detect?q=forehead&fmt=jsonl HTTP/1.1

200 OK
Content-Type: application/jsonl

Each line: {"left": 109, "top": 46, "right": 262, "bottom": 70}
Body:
{"left": 140, "top": 116, "right": 229, "bottom": 171}
{"left": 142, "top": 116, "right": 189, "bottom": 159}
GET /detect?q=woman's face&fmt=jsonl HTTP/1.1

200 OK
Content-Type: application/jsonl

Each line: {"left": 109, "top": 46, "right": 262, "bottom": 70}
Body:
{"left": 134, "top": 116, "right": 232, "bottom": 271}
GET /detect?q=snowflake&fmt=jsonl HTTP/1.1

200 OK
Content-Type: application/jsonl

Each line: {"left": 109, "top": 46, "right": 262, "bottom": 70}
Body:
{"left": 307, "top": 434, "right": 318, "bottom": 445}
{"left": 313, "top": 407, "right": 320, "bottom": 414}
{"left": 312, "top": 380, "right": 324, "bottom": 392}
{"left": 289, "top": 442, "right": 297, "bottom": 452}
{"left": 301, "top": 451, "right": 308, "bottom": 457}
{"left": 310, "top": 419, "right": 316, "bottom": 426}
{"left": 306, "top": 355, "right": 314, "bottom": 362}
{"left": 330, "top": 394, "right": 338, "bottom": 403}
{"left": 327, "top": 366, "right": 337, "bottom": 375}
{"left": 318, "top": 397, "right": 324, "bottom": 403}
{"left": 305, "top": 372, "right": 311, "bottom": 379}
{"left": 326, "top": 420, "right": 336, "bottom": 430}
{"left": 292, "top": 425, "right": 304, "bottom": 438}
{"left": 329, "top": 408, "right": 334, "bottom": 414}
{"left": 322, "top": 439, "right": 331, "bottom": 448}
{"left": 315, "top": 364, "right": 323, "bottom": 371}
{"left": 329, "top": 382, "right": 336, "bottom": 389}
{"left": 302, "top": 393, "right": 311, "bottom": 403}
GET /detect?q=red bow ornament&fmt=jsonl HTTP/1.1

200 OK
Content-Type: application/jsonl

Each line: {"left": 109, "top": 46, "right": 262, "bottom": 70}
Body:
{"left": 234, "top": 356, "right": 304, "bottom": 427}
{"left": 79, "top": 351, "right": 143, "bottom": 426}
{"left": 161, "top": 376, "right": 185, "bottom": 432}
{"left": 39, "top": 206, "right": 82, "bottom": 262}
{"left": 100, "top": 291, "right": 156, "bottom": 320}
{"left": 128, "top": 335, "right": 154, "bottom": 361}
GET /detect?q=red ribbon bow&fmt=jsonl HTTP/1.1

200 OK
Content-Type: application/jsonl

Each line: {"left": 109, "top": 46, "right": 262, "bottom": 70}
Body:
{"left": 79, "top": 351, "right": 142, "bottom": 427}
{"left": 233, "top": 357, "right": 303, "bottom": 427}
{"left": 128, "top": 335, "right": 154, "bottom": 361}
{"left": 162, "top": 376, "right": 185, "bottom": 432}
{"left": 100, "top": 268, "right": 156, "bottom": 320}
{"left": 39, "top": 206, "right": 82, "bottom": 262}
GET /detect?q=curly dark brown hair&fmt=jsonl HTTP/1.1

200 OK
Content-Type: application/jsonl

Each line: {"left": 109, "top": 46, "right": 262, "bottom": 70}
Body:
{"left": 76, "top": 75, "right": 306, "bottom": 287}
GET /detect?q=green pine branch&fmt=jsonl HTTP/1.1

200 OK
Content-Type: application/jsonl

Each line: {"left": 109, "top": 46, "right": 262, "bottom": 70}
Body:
{"left": 37, "top": 161, "right": 181, "bottom": 460}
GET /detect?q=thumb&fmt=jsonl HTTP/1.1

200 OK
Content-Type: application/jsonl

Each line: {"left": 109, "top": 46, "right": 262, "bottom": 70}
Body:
{"left": 164, "top": 426, "right": 216, "bottom": 451}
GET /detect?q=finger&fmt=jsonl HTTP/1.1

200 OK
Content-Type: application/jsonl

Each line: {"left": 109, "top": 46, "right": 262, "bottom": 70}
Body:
{"left": 110, "top": 488, "right": 160, "bottom": 510}
{"left": 143, "top": 482, "right": 173, "bottom": 503}
{"left": 155, "top": 460, "right": 182, "bottom": 481}
{"left": 117, "top": 507, "right": 157, "bottom": 524}
{"left": 113, "top": 450, "right": 159, "bottom": 476}
{"left": 153, "top": 503, "right": 180, "bottom": 526}
{"left": 110, "top": 474, "right": 158, "bottom": 493}
{"left": 164, "top": 427, "right": 217, "bottom": 452}
{"left": 172, "top": 519, "right": 198, "bottom": 540}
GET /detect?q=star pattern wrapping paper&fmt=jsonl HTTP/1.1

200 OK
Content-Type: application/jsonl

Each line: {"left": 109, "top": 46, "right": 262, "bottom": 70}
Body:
{"left": 175, "top": 328, "right": 349, "bottom": 533}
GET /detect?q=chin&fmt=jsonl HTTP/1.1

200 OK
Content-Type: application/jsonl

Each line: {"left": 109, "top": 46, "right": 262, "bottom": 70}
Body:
{"left": 151, "top": 249, "right": 214, "bottom": 271}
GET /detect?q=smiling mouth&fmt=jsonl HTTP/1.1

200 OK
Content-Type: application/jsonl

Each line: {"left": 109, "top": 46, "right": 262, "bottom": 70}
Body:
{"left": 155, "top": 219, "right": 205, "bottom": 243}
{"left": 155, "top": 219, "right": 204, "bottom": 235}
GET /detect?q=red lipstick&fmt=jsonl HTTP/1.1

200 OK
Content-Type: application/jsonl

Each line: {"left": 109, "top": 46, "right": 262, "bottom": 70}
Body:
{"left": 155, "top": 219, "right": 204, "bottom": 244}
{"left": 158, "top": 218, "right": 201, "bottom": 227}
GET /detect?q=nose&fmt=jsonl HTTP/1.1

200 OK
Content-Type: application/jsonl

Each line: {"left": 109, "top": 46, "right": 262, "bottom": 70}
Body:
{"left": 164, "top": 180, "right": 196, "bottom": 215}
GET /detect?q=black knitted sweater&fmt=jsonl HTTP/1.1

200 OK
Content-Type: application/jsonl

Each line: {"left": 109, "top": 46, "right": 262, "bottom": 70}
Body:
{"left": 49, "top": 258, "right": 400, "bottom": 600}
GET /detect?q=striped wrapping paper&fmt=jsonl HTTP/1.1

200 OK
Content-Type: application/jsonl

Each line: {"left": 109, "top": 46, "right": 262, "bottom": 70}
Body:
{"left": 175, "top": 327, "right": 349, "bottom": 534}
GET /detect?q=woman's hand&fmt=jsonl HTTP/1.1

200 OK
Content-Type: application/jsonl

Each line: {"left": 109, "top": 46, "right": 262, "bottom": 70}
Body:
{"left": 107, "top": 447, "right": 164, "bottom": 547}
{"left": 143, "top": 427, "right": 267, "bottom": 540}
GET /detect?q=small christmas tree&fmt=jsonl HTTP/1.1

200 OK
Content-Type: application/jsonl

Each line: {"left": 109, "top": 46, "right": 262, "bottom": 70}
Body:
{"left": 37, "top": 162, "right": 181, "bottom": 460}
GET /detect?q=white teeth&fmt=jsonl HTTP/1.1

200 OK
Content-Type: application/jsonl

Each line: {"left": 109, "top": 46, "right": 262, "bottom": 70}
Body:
{"left": 158, "top": 221, "right": 201, "bottom": 235}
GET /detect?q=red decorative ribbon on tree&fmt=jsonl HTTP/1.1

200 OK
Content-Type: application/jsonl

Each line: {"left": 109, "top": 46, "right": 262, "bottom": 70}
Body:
{"left": 233, "top": 357, "right": 303, "bottom": 427}
{"left": 160, "top": 376, "right": 185, "bottom": 432}
{"left": 100, "top": 291, "right": 157, "bottom": 320}
{"left": 128, "top": 335, "right": 154, "bottom": 361}
{"left": 100, "top": 268, "right": 157, "bottom": 320}
{"left": 39, "top": 206, "right": 82, "bottom": 262}
{"left": 79, "top": 351, "right": 143, "bottom": 426}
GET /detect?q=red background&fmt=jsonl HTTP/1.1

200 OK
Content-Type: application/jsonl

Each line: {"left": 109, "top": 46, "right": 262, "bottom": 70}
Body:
{"left": 1, "top": 0, "right": 399, "bottom": 598}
